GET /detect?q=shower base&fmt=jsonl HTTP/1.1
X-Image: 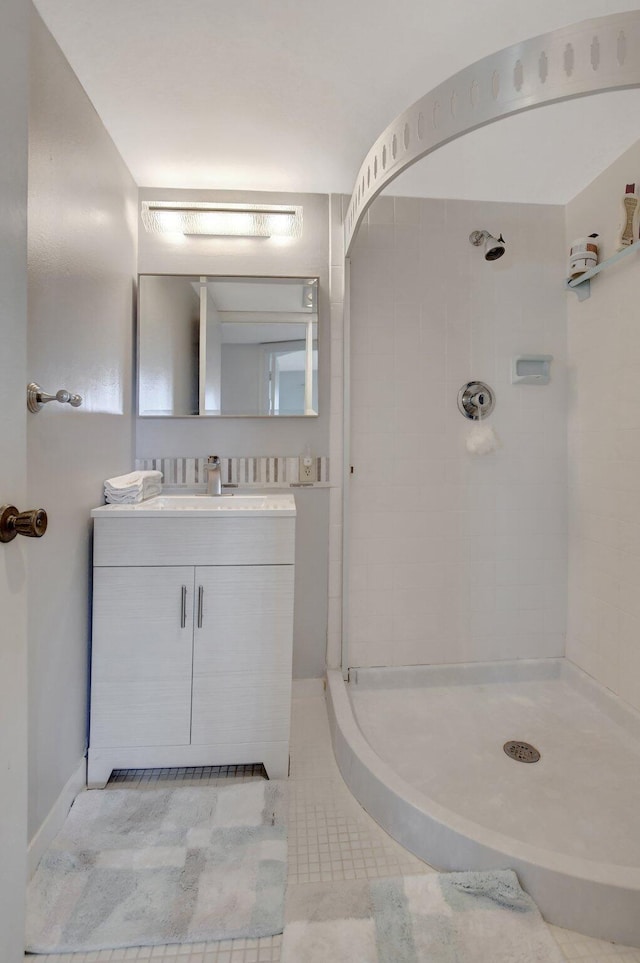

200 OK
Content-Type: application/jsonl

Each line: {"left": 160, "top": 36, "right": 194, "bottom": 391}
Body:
{"left": 326, "top": 659, "right": 640, "bottom": 945}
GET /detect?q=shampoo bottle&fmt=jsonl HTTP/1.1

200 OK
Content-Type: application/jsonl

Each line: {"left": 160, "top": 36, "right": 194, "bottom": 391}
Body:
{"left": 620, "top": 183, "right": 638, "bottom": 248}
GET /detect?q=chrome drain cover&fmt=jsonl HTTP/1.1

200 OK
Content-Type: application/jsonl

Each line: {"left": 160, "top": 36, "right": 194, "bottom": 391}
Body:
{"left": 503, "top": 741, "right": 540, "bottom": 763}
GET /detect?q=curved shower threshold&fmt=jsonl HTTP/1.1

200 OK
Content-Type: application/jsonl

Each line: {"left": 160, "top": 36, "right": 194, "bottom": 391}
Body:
{"left": 326, "top": 660, "right": 640, "bottom": 946}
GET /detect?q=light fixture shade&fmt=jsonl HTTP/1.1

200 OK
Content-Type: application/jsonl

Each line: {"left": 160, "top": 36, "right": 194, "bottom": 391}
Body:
{"left": 141, "top": 201, "right": 303, "bottom": 238}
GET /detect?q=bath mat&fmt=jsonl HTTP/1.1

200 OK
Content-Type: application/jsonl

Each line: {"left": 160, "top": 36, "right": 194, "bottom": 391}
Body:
{"left": 282, "top": 869, "right": 563, "bottom": 963}
{"left": 26, "top": 781, "right": 287, "bottom": 953}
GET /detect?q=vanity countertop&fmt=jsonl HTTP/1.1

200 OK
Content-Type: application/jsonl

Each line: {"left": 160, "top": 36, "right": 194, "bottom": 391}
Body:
{"left": 91, "top": 493, "right": 296, "bottom": 518}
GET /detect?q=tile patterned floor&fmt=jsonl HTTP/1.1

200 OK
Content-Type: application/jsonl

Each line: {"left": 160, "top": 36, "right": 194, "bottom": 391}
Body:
{"left": 26, "top": 692, "right": 640, "bottom": 963}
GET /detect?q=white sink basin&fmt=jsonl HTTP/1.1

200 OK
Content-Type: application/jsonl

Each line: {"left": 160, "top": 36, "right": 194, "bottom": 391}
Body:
{"left": 150, "top": 495, "right": 290, "bottom": 511}
{"left": 92, "top": 493, "right": 296, "bottom": 518}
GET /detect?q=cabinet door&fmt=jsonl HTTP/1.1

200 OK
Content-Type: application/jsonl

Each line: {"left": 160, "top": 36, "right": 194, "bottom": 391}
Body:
{"left": 91, "top": 567, "right": 194, "bottom": 748}
{"left": 191, "top": 565, "right": 294, "bottom": 746}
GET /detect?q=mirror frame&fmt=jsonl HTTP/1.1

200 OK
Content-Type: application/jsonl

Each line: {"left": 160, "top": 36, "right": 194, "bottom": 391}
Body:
{"left": 136, "top": 273, "right": 320, "bottom": 418}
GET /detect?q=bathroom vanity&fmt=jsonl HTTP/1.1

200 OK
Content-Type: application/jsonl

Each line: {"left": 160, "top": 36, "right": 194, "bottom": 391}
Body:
{"left": 87, "top": 494, "right": 295, "bottom": 787}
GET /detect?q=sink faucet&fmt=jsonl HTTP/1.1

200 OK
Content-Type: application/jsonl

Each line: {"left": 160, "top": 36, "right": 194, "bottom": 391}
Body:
{"left": 206, "top": 455, "right": 222, "bottom": 496}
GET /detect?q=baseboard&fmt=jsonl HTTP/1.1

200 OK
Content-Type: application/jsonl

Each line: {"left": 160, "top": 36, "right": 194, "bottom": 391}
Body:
{"left": 292, "top": 677, "right": 325, "bottom": 699}
{"left": 28, "top": 757, "right": 86, "bottom": 879}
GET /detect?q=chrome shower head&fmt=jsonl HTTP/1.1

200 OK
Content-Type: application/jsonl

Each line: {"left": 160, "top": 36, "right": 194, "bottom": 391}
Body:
{"left": 469, "top": 230, "right": 505, "bottom": 261}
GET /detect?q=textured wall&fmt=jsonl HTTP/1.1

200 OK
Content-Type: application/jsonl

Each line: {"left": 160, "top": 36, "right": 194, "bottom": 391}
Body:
{"left": 566, "top": 138, "right": 640, "bottom": 712}
{"left": 347, "top": 194, "right": 567, "bottom": 668}
{"left": 27, "top": 9, "right": 137, "bottom": 840}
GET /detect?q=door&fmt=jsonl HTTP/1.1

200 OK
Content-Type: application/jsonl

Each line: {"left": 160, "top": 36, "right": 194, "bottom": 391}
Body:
{"left": 90, "top": 567, "right": 195, "bottom": 748}
{"left": 0, "top": 1, "right": 29, "bottom": 960}
{"left": 191, "top": 565, "right": 294, "bottom": 746}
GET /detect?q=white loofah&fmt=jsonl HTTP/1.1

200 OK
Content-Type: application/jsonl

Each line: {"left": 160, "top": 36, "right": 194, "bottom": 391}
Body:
{"left": 466, "top": 421, "right": 501, "bottom": 455}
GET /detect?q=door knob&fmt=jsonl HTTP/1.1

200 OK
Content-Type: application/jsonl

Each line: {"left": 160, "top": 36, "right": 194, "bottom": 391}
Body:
{"left": 0, "top": 505, "right": 48, "bottom": 543}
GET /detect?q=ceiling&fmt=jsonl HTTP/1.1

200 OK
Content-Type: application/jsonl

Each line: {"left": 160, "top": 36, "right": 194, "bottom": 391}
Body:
{"left": 33, "top": 0, "right": 640, "bottom": 205}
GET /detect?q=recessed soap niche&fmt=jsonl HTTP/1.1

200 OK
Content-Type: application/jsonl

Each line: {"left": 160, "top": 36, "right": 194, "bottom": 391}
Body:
{"left": 511, "top": 355, "right": 553, "bottom": 385}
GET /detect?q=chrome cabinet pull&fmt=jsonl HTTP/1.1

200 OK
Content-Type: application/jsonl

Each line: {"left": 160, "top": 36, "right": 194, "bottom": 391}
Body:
{"left": 197, "top": 585, "right": 204, "bottom": 628}
{"left": 180, "top": 585, "right": 187, "bottom": 628}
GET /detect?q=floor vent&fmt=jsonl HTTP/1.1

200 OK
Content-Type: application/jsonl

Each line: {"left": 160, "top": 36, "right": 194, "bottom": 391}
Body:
{"left": 503, "top": 741, "right": 541, "bottom": 763}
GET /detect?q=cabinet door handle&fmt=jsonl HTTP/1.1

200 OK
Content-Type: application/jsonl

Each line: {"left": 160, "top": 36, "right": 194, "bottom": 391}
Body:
{"left": 180, "top": 585, "right": 187, "bottom": 628}
{"left": 197, "top": 585, "right": 204, "bottom": 628}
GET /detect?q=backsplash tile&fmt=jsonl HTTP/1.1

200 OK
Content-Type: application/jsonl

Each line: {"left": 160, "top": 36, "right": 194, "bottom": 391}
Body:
{"left": 135, "top": 455, "right": 329, "bottom": 487}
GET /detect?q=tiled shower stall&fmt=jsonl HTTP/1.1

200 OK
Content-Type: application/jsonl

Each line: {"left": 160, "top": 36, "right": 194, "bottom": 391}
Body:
{"left": 345, "top": 193, "right": 568, "bottom": 670}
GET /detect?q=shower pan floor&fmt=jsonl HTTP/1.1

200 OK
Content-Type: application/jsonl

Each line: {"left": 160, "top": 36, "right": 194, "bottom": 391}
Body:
{"left": 327, "top": 658, "right": 640, "bottom": 944}
{"left": 348, "top": 660, "right": 640, "bottom": 868}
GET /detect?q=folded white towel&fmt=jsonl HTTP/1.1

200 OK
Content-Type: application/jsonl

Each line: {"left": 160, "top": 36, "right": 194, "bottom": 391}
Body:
{"left": 105, "top": 484, "right": 162, "bottom": 505}
{"left": 104, "top": 470, "right": 162, "bottom": 493}
{"left": 104, "top": 470, "right": 163, "bottom": 505}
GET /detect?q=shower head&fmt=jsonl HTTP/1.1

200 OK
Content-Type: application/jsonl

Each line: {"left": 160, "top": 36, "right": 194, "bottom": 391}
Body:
{"left": 469, "top": 230, "right": 505, "bottom": 261}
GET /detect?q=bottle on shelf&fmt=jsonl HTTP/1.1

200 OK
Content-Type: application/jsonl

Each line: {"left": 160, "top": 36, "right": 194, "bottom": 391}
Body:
{"left": 620, "top": 183, "right": 638, "bottom": 248}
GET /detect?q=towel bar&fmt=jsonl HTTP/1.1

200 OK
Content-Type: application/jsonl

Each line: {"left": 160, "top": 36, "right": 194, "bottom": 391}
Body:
{"left": 27, "top": 382, "right": 82, "bottom": 413}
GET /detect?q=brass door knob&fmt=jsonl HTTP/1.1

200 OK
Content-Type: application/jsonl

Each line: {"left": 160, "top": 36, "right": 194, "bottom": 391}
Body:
{"left": 0, "top": 505, "right": 48, "bottom": 543}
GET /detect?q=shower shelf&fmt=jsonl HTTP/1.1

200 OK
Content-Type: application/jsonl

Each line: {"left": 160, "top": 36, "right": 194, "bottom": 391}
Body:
{"left": 565, "top": 238, "right": 640, "bottom": 301}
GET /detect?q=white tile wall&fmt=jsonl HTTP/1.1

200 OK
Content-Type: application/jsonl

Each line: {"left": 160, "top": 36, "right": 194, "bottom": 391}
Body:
{"left": 566, "top": 139, "right": 640, "bottom": 714}
{"left": 347, "top": 194, "right": 568, "bottom": 668}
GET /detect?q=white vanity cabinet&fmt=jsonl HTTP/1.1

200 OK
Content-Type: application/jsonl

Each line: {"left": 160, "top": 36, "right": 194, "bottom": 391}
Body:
{"left": 90, "top": 565, "right": 194, "bottom": 751}
{"left": 88, "top": 496, "right": 295, "bottom": 787}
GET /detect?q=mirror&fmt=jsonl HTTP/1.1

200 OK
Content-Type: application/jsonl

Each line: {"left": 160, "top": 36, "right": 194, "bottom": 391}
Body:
{"left": 138, "top": 275, "right": 319, "bottom": 417}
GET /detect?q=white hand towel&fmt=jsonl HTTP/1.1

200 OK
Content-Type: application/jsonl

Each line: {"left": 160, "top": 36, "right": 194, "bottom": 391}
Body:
{"left": 104, "top": 470, "right": 162, "bottom": 493}
{"left": 104, "top": 470, "right": 163, "bottom": 504}
{"left": 105, "top": 484, "right": 162, "bottom": 504}
{"left": 466, "top": 422, "right": 501, "bottom": 455}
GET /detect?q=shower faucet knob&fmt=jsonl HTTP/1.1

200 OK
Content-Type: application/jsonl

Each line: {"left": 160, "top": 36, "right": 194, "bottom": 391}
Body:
{"left": 0, "top": 505, "right": 48, "bottom": 542}
{"left": 457, "top": 381, "right": 496, "bottom": 421}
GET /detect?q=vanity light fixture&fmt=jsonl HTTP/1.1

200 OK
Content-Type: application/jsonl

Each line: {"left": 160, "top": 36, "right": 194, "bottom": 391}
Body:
{"left": 141, "top": 201, "right": 303, "bottom": 238}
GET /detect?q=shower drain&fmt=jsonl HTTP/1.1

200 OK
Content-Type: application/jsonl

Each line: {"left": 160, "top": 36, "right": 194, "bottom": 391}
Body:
{"left": 503, "top": 741, "right": 541, "bottom": 763}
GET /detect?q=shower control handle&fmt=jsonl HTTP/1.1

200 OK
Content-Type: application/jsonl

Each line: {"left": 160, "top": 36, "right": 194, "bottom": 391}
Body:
{"left": 457, "top": 381, "right": 496, "bottom": 421}
{"left": 0, "top": 505, "right": 48, "bottom": 543}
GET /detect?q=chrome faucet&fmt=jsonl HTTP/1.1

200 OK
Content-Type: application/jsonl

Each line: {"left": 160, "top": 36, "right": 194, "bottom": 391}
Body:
{"left": 206, "top": 455, "right": 222, "bottom": 496}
